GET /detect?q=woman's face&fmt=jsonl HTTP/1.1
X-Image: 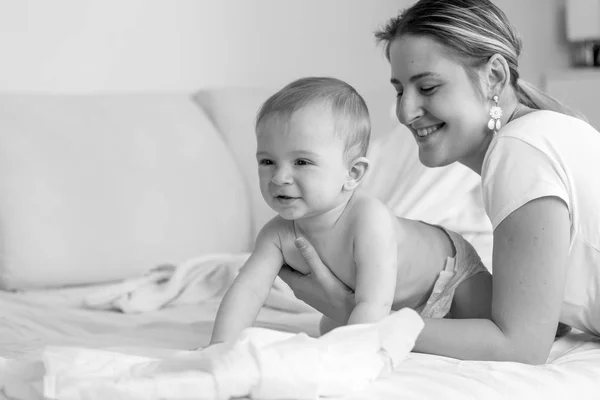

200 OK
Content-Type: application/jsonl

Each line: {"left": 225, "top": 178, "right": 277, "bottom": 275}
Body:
{"left": 388, "top": 35, "right": 491, "bottom": 170}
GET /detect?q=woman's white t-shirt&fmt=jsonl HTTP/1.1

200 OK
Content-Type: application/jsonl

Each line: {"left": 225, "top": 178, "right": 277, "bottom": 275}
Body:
{"left": 481, "top": 110, "right": 600, "bottom": 336}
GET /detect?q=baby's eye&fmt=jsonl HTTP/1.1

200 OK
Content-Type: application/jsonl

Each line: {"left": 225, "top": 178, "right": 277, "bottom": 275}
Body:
{"left": 295, "top": 159, "right": 311, "bottom": 166}
{"left": 258, "top": 159, "right": 273, "bottom": 166}
{"left": 395, "top": 90, "right": 403, "bottom": 98}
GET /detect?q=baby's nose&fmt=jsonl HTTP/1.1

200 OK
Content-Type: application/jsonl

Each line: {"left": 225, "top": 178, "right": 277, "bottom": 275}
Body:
{"left": 271, "top": 165, "right": 293, "bottom": 185}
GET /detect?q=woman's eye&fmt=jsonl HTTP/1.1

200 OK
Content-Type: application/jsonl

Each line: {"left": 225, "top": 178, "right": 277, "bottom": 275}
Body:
{"left": 395, "top": 91, "right": 403, "bottom": 98}
{"left": 259, "top": 159, "right": 273, "bottom": 166}
{"left": 421, "top": 85, "right": 438, "bottom": 95}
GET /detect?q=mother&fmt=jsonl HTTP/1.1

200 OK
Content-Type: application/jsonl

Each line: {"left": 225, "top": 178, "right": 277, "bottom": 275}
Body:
{"left": 279, "top": 0, "right": 600, "bottom": 364}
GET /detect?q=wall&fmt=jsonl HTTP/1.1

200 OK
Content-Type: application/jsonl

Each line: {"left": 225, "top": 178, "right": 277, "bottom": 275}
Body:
{"left": 499, "top": 0, "right": 571, "bottom": 86}
{"left": 0, "top": 0, "right": 570, "bottom": 93}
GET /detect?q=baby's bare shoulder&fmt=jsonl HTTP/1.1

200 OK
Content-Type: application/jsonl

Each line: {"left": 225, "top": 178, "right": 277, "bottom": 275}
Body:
{"left": 257, "top": 216, "right": 297, "bottom": 245}
{"left": 348, "top": 194, "right": 394, "bottom": 223}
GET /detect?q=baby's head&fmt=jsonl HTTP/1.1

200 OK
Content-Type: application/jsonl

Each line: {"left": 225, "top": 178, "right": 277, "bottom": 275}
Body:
{"left": 255, "top": 77, "right": 371, "bottom": 220}
{"left": 256, "top": 77, "right": 371, "bottom": 161}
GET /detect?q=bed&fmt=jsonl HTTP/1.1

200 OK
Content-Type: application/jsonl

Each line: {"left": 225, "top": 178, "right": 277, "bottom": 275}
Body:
{"left": 0, "top": 89, "right": 598, "bottom": 399}
{"left": 1, "top": 263, "right": 599, "bottom": 400}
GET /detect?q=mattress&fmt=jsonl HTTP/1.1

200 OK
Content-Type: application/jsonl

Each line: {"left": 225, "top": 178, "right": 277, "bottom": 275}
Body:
{"left": 0, "top": 255, "right": 599, "bottom": 400}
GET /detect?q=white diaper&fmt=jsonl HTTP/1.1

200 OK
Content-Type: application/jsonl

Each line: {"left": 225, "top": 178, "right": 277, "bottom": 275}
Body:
{"left": 417, "top": 227, "right": 488, "bottom": 319}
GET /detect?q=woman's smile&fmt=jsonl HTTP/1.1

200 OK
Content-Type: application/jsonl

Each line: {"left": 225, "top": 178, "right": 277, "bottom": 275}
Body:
{"left": 415, "top": 122, "right": 445, "bottom": 138}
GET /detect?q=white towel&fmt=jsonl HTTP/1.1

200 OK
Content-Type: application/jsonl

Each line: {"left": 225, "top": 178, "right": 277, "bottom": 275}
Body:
{"left": 43, "top": 308, "right": 424, "bottom": 400}
{"left": 83, "top": 253, "right": 315, "bottom": 314}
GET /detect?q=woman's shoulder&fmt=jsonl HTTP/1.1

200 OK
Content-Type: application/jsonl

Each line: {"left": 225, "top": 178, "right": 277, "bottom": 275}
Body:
{"left": 499, "top": 110, "right": 595, "bottom": 141}
{"left": 485, "top": 110, "right": 598, "bottom": 162}
{"left": 480, "top": 111, "right": 578, "bottom": 229}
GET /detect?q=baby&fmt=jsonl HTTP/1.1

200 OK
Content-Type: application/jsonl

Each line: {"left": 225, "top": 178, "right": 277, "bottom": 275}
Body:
{"left": 210, "top": 77, "right": 491, "bottom": 345}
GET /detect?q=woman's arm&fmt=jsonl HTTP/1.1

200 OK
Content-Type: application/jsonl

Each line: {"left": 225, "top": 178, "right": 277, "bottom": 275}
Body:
{"left": 284, "top": 196, "right": 570, "bottom": 364}
{"left": 415, "top": 196, "right": 569, "bottom": 363}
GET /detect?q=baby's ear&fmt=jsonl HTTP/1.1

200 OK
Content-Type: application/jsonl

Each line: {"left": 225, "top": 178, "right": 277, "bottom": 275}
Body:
{"left": 344, "top": 157, "right": 369, "bottom": 191}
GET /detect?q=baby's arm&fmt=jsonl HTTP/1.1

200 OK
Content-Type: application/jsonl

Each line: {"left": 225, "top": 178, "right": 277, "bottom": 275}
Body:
{"left": 210, "top": 221, "right": 284, "bottom": 344}
{"left": 348, "top": 199, "right": 398, "bottom": 325}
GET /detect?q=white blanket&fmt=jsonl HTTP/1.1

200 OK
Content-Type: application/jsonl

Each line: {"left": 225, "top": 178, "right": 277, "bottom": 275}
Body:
{"left": 42, "top": 309, "right": 424, "bottom": 400}
{"left": 2, "top": 253, "right": 600, "bottom": 400}
{"left": 17, "top": 252, "right": 314, "bottom": 315}
{"left": 83, "top": 252, "right": 314, "bottom": 314}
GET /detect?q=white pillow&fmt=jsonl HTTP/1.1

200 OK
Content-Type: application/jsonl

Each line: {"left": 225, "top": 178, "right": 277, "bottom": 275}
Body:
{"left": 0, "top": 94, "right": 252, "bottom": 289}
{"left": 194, "top": 88, "right": 277, "bottom": 238}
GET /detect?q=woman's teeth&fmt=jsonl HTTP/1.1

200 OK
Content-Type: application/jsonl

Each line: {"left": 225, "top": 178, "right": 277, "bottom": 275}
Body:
{"left": 416, "top": 124, "right": 444, "bottom": 137}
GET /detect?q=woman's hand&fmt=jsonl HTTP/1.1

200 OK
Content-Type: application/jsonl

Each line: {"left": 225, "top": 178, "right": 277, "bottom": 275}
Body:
{"left": 278, "top": 237, "right": 355, "bottom": 324}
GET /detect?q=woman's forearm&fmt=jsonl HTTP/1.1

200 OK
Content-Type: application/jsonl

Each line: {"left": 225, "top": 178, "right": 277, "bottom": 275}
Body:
{"left": 287, "top": 226, "right": 557, "bottom": 364}
{"left": 414, "top": 317, "right": 549, "bottom": 364}
{"left": 324, "top": 295, "right": 550, "bottom": 363}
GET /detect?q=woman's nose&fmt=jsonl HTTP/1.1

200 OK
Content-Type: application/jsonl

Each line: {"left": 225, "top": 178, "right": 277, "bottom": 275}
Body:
{"left": 396, "top": 91, "right": 424, "bottom": 126}
{"left": 271, "top": 165, "right": 293, "bottom": 185}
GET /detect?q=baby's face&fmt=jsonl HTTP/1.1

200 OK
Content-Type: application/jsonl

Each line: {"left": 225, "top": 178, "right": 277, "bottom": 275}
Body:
{"left": 256, "top": 105, "right": 351, "bottom": 220}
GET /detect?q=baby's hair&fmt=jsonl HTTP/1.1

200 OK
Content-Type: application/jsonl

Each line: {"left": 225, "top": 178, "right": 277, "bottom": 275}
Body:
{"left": 375, "top": 0, "right": 584, "bottom": 120}
{"left": 256, "top": 77, "right": 371, "bottom": 160}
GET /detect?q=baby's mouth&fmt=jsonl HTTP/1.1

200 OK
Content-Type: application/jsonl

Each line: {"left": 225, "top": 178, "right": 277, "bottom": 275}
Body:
{"left": 275, "top": 195, "right": 300, "bottom": 202}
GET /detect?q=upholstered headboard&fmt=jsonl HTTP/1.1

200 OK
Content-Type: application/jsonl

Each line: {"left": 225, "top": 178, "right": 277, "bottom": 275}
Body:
{"left": 0, "top": 94, "right": 253, "bottom": 289}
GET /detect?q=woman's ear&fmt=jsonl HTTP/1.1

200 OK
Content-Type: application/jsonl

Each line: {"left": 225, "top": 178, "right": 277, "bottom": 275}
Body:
{"left": 485, "top": 53, "right": 511, "bottom": 97}
{"left": 343, "top": 157, "right": 369, "bottom": 191}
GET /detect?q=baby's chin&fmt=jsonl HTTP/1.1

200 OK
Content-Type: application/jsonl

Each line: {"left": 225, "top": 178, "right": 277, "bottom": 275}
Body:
{"left": 277, "top": 213, "right": 296, "bottom": 221}
{"left": 271, "top": 208, "right": 301, "bottom": 221}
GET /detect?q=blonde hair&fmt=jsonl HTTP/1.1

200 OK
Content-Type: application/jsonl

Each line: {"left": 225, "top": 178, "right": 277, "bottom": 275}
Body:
{"left": 256, "top": 77, "right": 371, "bottom": 160}
{"left": 375, "top": 0, "right": 585, "bottom": 120}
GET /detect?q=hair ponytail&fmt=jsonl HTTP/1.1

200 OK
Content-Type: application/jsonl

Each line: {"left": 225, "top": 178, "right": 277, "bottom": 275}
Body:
{"left": 515, "top": 79, "right": 588, "bottom": 122}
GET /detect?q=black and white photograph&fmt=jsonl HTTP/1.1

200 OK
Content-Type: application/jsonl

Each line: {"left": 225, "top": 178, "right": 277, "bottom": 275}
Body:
{"left": 0, "top": 1, "right": 599, "bottom": 399}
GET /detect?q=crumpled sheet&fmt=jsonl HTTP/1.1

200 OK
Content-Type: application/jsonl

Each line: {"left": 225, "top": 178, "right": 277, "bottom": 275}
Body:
{"left": 42, "top": 308, "right": 424, "bottom": 400}
{"left": 82, "top": 252, "right": 314, "bottom": 314}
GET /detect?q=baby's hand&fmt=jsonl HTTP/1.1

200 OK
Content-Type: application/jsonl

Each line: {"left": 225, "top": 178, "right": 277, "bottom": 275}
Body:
{"left": 191, "top": 341, "right": 229, "bottom": 356}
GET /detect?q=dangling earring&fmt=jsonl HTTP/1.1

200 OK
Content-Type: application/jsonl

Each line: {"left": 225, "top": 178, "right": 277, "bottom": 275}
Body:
{"left": 488, "top": 95, "right": 503, "bottom": 133}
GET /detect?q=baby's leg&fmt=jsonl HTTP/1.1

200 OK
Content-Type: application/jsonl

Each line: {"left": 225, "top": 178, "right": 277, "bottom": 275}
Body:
{"left": 319, "top": 315, "right": 343, "bottom": 335}
{"left": 555, "top": 322, "right": 572, "bottom": 338}
{"left": 451, "top": 270, "right": 493, "bottom": 319}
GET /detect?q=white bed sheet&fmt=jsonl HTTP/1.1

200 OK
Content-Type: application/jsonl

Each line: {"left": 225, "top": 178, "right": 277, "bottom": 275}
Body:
{"left": 1, "top": 265, "right": 599, "bottom": 399}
